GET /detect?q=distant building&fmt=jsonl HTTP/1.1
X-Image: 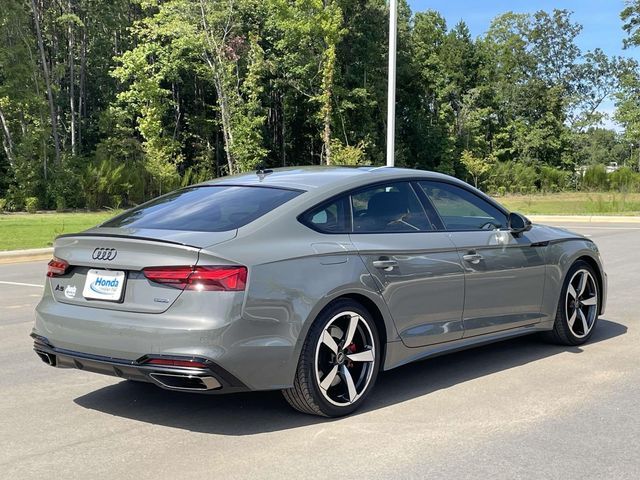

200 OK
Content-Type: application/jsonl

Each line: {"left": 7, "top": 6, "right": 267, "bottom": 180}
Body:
{"left": 606, "top": 162, "right": 620, "bottom": 173}
{"left": 576, "top": 162, "right": 620, "bottom": 176}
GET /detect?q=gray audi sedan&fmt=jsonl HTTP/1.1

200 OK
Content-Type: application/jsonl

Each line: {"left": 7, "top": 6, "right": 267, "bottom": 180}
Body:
{"left": 33, "top": 166, "right": 606, "bottom": 417}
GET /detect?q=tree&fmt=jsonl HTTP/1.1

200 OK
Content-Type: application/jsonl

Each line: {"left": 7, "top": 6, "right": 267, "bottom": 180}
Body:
{"left": 30, "top": 0, "right": 61, "bottom": 167}
{"left": 2, "top": 2, "right": 640, "bottom": 210}
{"left": 268, "top": 0, "right": 345, "bottom": 165}
{"left": 622, "top": 0, "right": 640, "bottom": 48}
{"left": 460, "top": 149, "right": 492, "bottom": 188}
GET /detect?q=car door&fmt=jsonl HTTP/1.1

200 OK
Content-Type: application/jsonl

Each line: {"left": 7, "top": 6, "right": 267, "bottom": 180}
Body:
{"left": 417, "top": 181, "right": 546, "bottom": 337}
{"left": 346, "top": 181, "right": 466, "bottom": 347}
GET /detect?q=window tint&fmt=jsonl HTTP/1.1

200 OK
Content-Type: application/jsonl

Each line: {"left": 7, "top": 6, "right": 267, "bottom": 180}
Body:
{"left": 418, "top": 181, "right": 507, "bottom": 231}
{"left": 351, "top": 182, "right": 432, "bottom": 233}
{"left": 102, "top": 186, "right": 302, "bottom": 232}
{"left": 301, "top": 197, "right": 350, "bottom": 233}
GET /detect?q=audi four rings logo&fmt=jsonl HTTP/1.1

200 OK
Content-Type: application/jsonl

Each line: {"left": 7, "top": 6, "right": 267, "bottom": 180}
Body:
{"left": 92, "top": 248, "right": 117, "bottom": 261}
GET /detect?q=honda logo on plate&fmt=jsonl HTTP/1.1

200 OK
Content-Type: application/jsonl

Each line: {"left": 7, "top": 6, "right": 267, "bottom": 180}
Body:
{"left": 92, "top": 248, "right": 117, "bottom": 261}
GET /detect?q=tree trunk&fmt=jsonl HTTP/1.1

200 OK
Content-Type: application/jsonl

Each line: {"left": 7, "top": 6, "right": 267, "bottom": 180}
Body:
{"left": 320, "top": 43, "right": 336, "bottom": 165}
{"left": 199, "top": 0, "right": 235, "bottom": 175}
{"left": 214, "top": 74, "right": 235, "bottom": 175}
{"left": 31, "top": 0, "right": 61, "bottom": 165}
{"left": 281, "top": 95, "right": 286, "bottom": 167}
{"left": 78, "top": 22, "right": 86, "bottom": 149}
{"left": 68, "top": 0, "right": 77, "bottom": 156}
{"left": 0, "top": 106, "right": 15, "bottom": 167}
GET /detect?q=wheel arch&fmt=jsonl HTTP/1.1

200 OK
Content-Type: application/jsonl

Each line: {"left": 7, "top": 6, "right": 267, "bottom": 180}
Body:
{"left": 541, "top": 237, "right": 607, "bottom": 319}
{"left": 292, "top": 290, "right": 395, "bottom": 377}
{"left": 338, "top": 293, "right": 388, "bottom": 365}
{"left": 574, "top": 254, "right": 605, "bottom": 315}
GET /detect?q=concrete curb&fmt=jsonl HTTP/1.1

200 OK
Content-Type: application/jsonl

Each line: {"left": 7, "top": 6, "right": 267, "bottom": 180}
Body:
{"left": 528, "top": 215, "right": 640, "bottom": 224}
{"left": 0, "top": 247, "right": 53, "bottom": 264}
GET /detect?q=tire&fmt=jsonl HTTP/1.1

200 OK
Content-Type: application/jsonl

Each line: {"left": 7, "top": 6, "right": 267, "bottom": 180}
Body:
{"left": 282, "top": 299, "right": 381, "bottom": 417}
{"left": 550, "top": 260, "right": 600, "bottom": 346}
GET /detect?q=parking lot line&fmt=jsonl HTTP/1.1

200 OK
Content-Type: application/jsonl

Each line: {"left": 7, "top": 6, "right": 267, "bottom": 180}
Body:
{"left": 0, "top": 280, "right": 44, "bottom": 288}
{"left": 559, "top": 226, "right": 640, "bottom": 230}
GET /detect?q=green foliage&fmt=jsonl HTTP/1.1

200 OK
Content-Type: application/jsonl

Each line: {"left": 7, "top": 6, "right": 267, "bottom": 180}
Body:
{"left": 539, "top": 165, "right": 571, "bottom": 192}
{"left": 79, "top": 159, "right": 127, "bottom": 209}
{"left": 0, "top": 198, "right": 6, "bottom": 212}
{"left": 25, "top": 197, "right": 39, "bottom": 213}
{"left": 0, "top": 1, "right": 637, "bottom": 211}
{"left": 330, "top": 140, "right": 368, "bottom": 166}
{"left": 581, "top": 164, "right": 609, "bottom": 191}
{"left": 486, "top": 161, "right": 537, "bottom": 194}
{"left": 609, "top": 166, "right": 640, "bottom": 192}
{"left": 460, "top": 150, "right": 492, "bottom": 188}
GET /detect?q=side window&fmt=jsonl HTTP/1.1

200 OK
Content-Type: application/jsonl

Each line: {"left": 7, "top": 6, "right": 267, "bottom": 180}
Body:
{"left": 351, "top": 182, "right": 433, "bottom": 233}
{"left": 418, "top": 181, "right": 508, "bottom": 231}
{"left": 301, "top": 196, "right": 350, "bottom": 233}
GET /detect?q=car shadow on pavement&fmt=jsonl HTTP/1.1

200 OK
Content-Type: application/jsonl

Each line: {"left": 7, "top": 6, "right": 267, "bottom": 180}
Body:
{"left": 74, "top": 318, "right": 626, "bottom": 435}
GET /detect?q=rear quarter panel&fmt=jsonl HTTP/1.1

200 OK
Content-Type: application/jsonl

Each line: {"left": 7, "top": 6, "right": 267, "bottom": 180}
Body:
{"left": 206, "top": 221, "right": 397, "bottom": 389}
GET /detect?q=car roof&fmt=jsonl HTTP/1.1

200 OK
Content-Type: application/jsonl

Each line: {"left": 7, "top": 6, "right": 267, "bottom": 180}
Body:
{"left": 200, "top": 166, "right": 455, "bottom": 191}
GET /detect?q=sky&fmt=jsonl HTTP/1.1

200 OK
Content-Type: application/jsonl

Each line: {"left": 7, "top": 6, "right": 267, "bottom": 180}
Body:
{"left": 407, "top": 0, "right": 638, "bottom": 129}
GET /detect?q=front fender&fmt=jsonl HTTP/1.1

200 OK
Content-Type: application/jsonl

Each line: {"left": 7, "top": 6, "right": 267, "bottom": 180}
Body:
{"left": 540, "top": 238, "right": 606, "bottom": 323}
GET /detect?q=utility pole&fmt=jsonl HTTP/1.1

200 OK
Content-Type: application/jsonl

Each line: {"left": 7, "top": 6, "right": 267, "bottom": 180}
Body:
{"left": 386, "top": 0, "right": 397, "bottom": 167}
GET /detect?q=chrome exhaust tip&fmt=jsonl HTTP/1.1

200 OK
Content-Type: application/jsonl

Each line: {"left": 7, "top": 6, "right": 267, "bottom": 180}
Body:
{"left": 36, "top": 350, "right": 56, "bottom": 367}
{"left": 149, "top": 372, "right": 221, "bottom": 391}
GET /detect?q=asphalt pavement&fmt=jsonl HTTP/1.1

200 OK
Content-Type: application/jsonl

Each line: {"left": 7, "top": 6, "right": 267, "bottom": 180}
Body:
{"left": 1, "top": 221, "right": 639, "bottom": 479}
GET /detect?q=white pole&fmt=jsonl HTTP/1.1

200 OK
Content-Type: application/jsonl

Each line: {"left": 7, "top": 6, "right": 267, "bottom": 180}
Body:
{"left": 386, "top": 0, "right": 397, "bottom": 167}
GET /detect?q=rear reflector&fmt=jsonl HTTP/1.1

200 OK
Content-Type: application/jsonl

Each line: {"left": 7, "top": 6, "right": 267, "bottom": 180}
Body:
{"left": 47, "top": 257, "right": 69, "bottom": 277}
{"left": 145, "top": 358, "right": 209, "bottom": 369}
{"left": 142, "top": 265, "right": 247, "bottom": 291}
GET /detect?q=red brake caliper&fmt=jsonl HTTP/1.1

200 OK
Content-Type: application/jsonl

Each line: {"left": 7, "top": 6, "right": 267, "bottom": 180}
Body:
{"left": 346, "top": 343, "right": 357, "bottom": 367}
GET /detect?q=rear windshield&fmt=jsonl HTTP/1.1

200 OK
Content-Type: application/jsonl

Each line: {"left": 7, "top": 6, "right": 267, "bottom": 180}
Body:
{"left": 101, "top": 186, "right": 303, "bottom": 232}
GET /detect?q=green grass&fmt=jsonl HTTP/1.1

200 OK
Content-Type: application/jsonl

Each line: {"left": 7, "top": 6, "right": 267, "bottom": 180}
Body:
{"left": 498, "top": 192, "right": 640, "bottom": 216}
{"left": 1, "top": 192, "right": 640, "bottom": 251}
{"left": 0, "top": 211, "right": 119, "bottom": 251}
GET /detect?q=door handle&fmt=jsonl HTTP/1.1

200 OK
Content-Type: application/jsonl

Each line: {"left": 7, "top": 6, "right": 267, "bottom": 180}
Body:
{"left": 462, "top": 252, "right": 483, "bottom": 264}
{"left": 372, "top": 258, "right": 398, "bottom": 270}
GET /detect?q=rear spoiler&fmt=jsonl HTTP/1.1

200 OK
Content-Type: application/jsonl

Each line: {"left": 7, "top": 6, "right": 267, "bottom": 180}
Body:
{"left": 56, "top": 232, "right": 199, "bottom": 249}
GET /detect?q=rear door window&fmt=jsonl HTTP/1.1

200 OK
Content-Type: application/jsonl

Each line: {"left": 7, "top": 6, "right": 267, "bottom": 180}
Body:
{"left": 102, "top": 186, "right": 302, "bottom": 232}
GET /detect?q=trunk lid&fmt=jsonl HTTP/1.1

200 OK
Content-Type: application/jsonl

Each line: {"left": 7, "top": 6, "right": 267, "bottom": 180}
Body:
{"left": 50, "top": 228, "right": 236, "bottom": 313}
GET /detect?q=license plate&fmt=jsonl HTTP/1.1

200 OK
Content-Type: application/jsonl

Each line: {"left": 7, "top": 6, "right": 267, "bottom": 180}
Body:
{"left": 83, "top": 269, "right": 126, "bottom": 302}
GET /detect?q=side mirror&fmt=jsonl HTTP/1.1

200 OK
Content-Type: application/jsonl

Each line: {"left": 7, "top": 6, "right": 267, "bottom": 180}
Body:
{"left": 509, "top": 212, "right": 532, "bottom": 235}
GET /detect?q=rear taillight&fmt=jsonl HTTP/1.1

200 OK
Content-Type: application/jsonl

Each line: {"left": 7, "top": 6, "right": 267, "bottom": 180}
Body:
{"left": 47, "top": 257, "right": 69, "bottom": 277}
{"left": 144, "top": 358, "right": 209, "bottom": 369}
{"left": 142, "top": 265, "right": 247, "bottom": 291}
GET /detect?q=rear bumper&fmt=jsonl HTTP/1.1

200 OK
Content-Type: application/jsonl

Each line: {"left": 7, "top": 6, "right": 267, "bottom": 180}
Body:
{"left": 34, "top": 287, "right": 298, "bottom": 391}
{"left": 32, "top": 334, "right": 248, "bottom": 394}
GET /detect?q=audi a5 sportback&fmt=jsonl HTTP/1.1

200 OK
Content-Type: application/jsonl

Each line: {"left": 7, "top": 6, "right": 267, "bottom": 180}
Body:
{"left": 33, "top": 167, "right": 606, "bottom": 417}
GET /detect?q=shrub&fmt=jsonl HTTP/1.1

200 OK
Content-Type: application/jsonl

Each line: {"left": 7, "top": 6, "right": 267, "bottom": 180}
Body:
{"left": 539, "top": 165, "right": 570, "bottom": 192}
{"left": 25, "top": 196, "right": 39, "bottom": 213}
{"left": 486, "top": 161, "right": 537, "bottom": 194}
{"left": 581, "top": 164, "right": 608, "bottom": 191}
{"left": 55, "top": 196, "right": 66, "bottom": 212}
{"left": 609, "top": 167, "right": 640, "bottom": 192}
{"left": 331, "top": 139, "right": 369, "bottom": 166}
{"left": 0, "top": 198, "right": 6, "bottom": 212}
{"left": 80, "top": 159, "right": 126, "bottom": 209}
